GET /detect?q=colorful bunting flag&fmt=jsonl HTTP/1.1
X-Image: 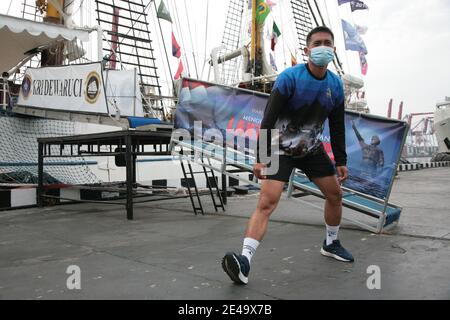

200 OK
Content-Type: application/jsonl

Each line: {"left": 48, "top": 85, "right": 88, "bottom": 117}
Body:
{"left": 266, "top": 0, "right": 277, "bottom": 9}
{"left": 270, "top": 52, "right": 278, "bottom": 71}
{"left": 351, "top": 0, "right": 369, "bottom": 12}
{"left": 172, "top": 32, "right": 181, "bottom": 58}
{"left": 271, "top": 22, "right": 281, "bottom": 51}
{"left": 355, "top": 24, "right": 368, "bottom": 35}
{"left": 174, "top": 59, "right": 184, "bottom": 80}
{"left": 341, "top": 19, "right": 368, "bottom": 55}
{"left": 256, "top": 0, "right": 270, "bottom": 25}
{"left": 359, "top": 51, "right": 368, "bottom": 75}
{"left": 157, "top": 0, "right": 172, "bottom": 23}
{"left": 337, "top": 0, "right": 352, "bottom": 5}
{"left": 291, "top": 51, "right": 297, "bottom": 66}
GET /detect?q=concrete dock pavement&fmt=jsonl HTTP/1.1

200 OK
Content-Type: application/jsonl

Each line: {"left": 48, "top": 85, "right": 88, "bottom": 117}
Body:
{"left": 0, "top": 167, "right": 449, "bottom": 300}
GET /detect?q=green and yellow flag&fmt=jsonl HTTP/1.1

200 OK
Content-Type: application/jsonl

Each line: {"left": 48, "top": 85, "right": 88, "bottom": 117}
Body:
{"left": 256, "top": 0, "right": 270, "bottom": 25}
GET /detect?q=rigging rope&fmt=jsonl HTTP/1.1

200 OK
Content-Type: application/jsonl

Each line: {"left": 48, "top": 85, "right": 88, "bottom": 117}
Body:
{"left": 321, "top": 0, "right": 348, "bottom": 74}
{"left": 278, "top": 0, "right": 288, "bottom": 68}
{"left": 150, "top": 1, "right": 173, "bottom": 94}
{"left": 168, "top": 0, "right": 191, "bottom": 77}
{"left": 68, "top": 0, "right": 85, "bottom": 18}
{"left": 322, "top": 0, "right": 333, "bottom": 29}
{"left": 7, "top": 0, "right": 13, "bottom": 15}
{"left": 183, "top": 0, "right": 199, "bottom": 79}
{"left": 149, "top": 3, "right": 172, "bottom": 95}
{"left": 201, "top": 0, "right": 210, "bottom": 79}
{"left": 278, "top": 19, "right": 298, "bottom": 57}
{"left": 336, "top": 0, "right": 357, "bottom": 76}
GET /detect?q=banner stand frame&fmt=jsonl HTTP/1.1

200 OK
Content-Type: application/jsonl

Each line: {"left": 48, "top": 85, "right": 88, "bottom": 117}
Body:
{"left": 172, "top": 78, "right": 410, "bottom": 234}
{"left": 172, "top": 138, "right": 406, "bottom": 234}
{"left": 375, "top": 121, "right": 409, "bottom": 233}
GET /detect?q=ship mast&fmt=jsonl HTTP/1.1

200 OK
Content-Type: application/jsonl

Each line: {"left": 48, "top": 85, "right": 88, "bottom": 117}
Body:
{"left": 250, "top": 0, "right": 263, "bottom": 78}
{"left": 250, "top": 0, "right": 257, "bottom": 76}
{"left": 36, "top": 0, "right": 68, "bottom": 66}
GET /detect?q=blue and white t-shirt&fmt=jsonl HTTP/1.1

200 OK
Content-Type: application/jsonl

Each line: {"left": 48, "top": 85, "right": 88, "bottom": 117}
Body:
{"left": 259, "top": 63, "right": 347, "bottom": 165}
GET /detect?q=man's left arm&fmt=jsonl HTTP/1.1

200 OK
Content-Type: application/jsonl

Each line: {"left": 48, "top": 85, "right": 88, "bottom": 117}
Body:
{"left": 328, "top": 100, "right": 348, "bottom": 182}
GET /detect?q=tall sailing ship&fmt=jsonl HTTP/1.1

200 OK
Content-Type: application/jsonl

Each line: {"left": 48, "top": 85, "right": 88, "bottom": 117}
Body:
{"left": 0, "top": 0, "right": 371, "bottom": 192}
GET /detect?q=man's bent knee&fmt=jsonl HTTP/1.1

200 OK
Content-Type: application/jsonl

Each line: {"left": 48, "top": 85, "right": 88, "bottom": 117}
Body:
{"left": 256, "top": 180, "right": 284, "bottom": 216}
{"left": 257, "top": 197, "right": 279, "bottom": 216}
{"left": 257, "top": 191, "right": 282, "bottom": 215}
{"left": 325, "top": 189, "right": 343, "bottom": 204}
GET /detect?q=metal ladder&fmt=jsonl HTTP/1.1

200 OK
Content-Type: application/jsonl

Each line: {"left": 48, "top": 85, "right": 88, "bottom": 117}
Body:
{"left": 290, "top": 0, "right": 314, "bottom": 63}
{"left": 218, "top": 0, "right": 246, "bottom": 85}
{"left": 179, "top": 149, "right": 225, "bottom": 215}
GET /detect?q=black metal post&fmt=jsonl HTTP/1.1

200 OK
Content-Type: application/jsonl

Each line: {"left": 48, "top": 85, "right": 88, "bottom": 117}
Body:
{"left": 132, "top": 144, "right": 137, "bottom": 185}
{"left": 222, "top": 142, "right": 227, "bottom": 205}
{"left": 37, "top": 142, "right": 44, "bottom": 207}
{"left": 125, "top": 134, "right": 134, "bottom": 220}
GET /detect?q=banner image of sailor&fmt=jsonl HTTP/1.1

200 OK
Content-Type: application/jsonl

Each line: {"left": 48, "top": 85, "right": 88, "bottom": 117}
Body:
{"left": 322, "top": 112, "right": 407, "bottom": 199}
{"left": 351, "top": 119, "right": 384, "bottom": 178}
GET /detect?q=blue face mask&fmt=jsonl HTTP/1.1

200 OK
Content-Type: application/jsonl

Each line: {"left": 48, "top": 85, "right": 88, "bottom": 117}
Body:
{"left": 309, "top": 46, "right": 334, "bottom": 67}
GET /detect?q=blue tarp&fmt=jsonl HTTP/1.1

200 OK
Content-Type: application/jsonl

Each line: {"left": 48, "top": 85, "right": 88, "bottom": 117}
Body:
{"left": 127, "top": 117, "right": 164, "bottom": 128}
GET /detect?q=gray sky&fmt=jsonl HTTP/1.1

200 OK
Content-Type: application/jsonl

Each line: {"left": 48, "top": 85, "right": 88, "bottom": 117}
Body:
{"left": 160, "top": 0, "right": 450, "bottom": 117}
{"left": 353, "top": 0, "right": 450, "bottom": 116}
{"left": 1, "top": 0, "right": 450, "bottom": 117}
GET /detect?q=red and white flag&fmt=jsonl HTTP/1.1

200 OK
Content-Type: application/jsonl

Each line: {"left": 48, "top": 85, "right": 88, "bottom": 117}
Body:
{"left": 174, "top": 59, "right": 184, "bottom": 79}
{"left": 359, "top": 51, "right": 368, "bottom": 76}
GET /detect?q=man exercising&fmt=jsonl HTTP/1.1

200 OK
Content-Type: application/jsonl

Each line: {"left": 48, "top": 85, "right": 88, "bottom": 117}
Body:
{"left": 222, "top": 26, "right": 354, "bottom": 285}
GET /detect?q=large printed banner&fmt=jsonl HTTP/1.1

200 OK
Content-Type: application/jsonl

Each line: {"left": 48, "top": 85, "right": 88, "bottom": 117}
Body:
{"left": 322, "top": 113, "right": 407, "bottom": 200}
{"left": 174, "top": 78, "right": 408, "bottom": 200}
{"left": 18, "top": 62, "right": 109, "bottom": 114}
{"left": 175, "top": 79, "right": 267, "bottom": 139}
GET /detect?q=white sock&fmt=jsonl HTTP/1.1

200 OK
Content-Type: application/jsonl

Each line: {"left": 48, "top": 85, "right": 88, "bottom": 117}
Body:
{"left": 242, "top": 237, "right": 260, "bottom": 263}
{"left": 326, "top": 224, "right": 340, "bottom": 245}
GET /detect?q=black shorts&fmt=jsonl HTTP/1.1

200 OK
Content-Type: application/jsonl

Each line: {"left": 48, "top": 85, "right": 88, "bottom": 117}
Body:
{"left": 266, "top": 149, "right": 336, "bottom": 182}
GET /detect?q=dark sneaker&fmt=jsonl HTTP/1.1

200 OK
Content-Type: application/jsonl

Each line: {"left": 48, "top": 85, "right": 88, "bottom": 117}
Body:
{"left": 320, "top": 240, "right": 354, "bottom": 262}
{"left": 221, "top": 252, "right": 250, "bottom": 285}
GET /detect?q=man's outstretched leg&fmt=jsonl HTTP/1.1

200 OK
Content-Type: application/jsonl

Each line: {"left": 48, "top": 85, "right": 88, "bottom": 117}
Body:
{"left": 312, "top": 175, "right": 354, "bottom": 262}
{"left": 222, "top": 179, "right": 285, "bottom": 284}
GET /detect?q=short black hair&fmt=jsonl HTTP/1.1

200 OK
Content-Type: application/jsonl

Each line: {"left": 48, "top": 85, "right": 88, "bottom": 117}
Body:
{"left": 306, "top": 26, "right": 334, "bottom": 45}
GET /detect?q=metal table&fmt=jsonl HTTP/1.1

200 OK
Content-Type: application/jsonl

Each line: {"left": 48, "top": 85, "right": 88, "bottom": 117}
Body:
{"left": 37, "top": 129, "right": 174, "bottom": 220}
